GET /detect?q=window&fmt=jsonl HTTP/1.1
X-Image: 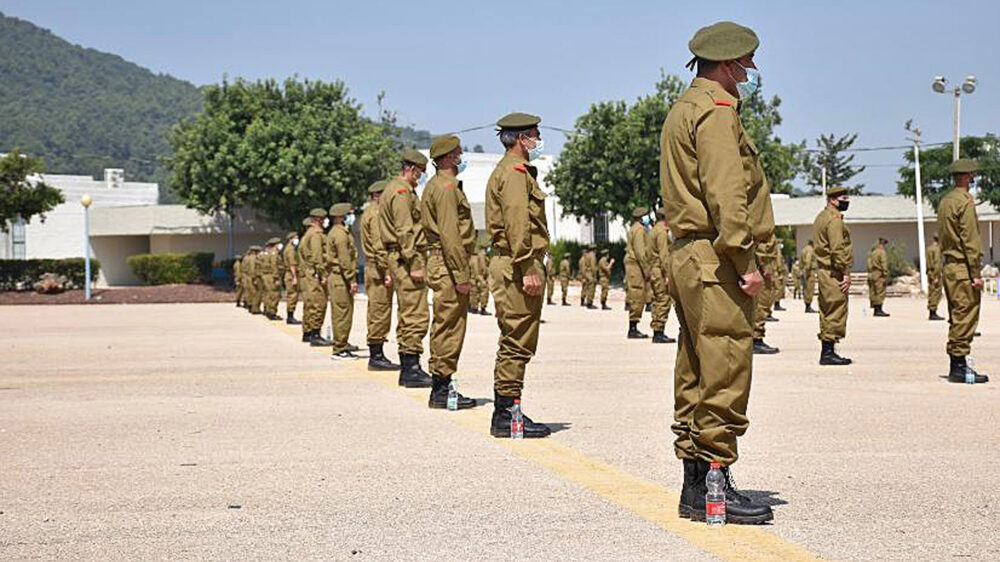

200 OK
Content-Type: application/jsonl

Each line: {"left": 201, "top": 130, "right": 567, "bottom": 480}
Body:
{"left": 592, "top": 212, "right": 609, "bottom": 243}
{"left": 12, "top": 218, "right": 26, "bottom": 259}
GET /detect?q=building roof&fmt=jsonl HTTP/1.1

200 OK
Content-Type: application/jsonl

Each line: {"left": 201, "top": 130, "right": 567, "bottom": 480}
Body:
{"left": 772, "top": 195, "right": 1000, "bottom": 226}
{"left": 89, "top": 205, "right": 280, "bottom": 236}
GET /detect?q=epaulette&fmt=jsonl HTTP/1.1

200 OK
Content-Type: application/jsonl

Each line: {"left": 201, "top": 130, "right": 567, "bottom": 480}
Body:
{"left": 513, "top": 164, "right": 527, "bottom": 173}
{"left": 396, "top": 187, "right": 408, "bottom": 194}
{"left": 713, "top": 98, "right": 734, "bottom": 107}
{"left": 445, "top": 183, "right": 455, "bottom": 190}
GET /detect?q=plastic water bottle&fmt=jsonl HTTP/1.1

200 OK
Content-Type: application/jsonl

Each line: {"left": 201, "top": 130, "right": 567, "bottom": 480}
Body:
{"left": 966, "top": 357, "right": 976, "bottom": 385}
{"left": 705, "top": 462, "right": 726, "bottom": 527}
{"left": 447, "top": 379, "right": 459, "bottom": 411}
{"left": 510, "top": 399, "right": 524, "bottom": 439}
{"left": 325, "top": 326, "right": 332, "bottom": 341}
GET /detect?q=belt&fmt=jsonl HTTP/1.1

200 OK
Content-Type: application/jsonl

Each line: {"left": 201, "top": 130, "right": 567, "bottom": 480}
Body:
{"left": 493, "top": 247, "right": 511, "bottom": 257}
{"left": 674, "top": 232, "right": 716, "bottom": 242}
{"left": 385, "top": 244, "right": 400, "bottom": 252}
{"left": 943, "top": 256, "right": 966, "bottom": 265}
{"left": 428, "top": 247, "right": 443, "bottom": 255}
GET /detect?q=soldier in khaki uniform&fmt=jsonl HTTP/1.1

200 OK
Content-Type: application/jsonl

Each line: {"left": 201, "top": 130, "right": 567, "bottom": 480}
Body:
{"left": 468, "top": 248, "right": 482, "bottom": 313}
{"left": 938, "top": 159, "right": 988, "bottom": 383}
{"left": 791, "top": 259, "right": 802, "bottom": 299}
{"left": 752, "top": 236, "right": 780, "bottom": 354}
{"left": 300, "top": 209, "right": 333, "bottom": 346}
{"left": 577, "top": 249, "right": 589, "bottom": 307}
{"left": 421, "top": 135, "right": 478, "bottom": 409}
{"left": 232, "top": 254, "right": 244, "bottom": 307}
{"left": 661, "top": 22, "right": 774, "bottom": 523}
{"left": 380, "top": 150, "right": 432, "bottom": 388}
{"left": 475, "top": 249, "right": 491, "bottom": 315}
{"left": 598, "top": 249, "right": 614, "bottom": 310}
{"left": 649, "top": 208, "right": 675, "bottom": 343}
{"left": 559, "top": 254, "right": 571, "bottom": 306}
{"left": 261, "top": 238, "right": 283, "bottom": 320}
{"left": 545, "top": 252, "right": 555, "bottom": 305}
{"left": 772, "top": 247, "right": 787, "bottom": 311}
{"left": 625, "top": 207, "right": 651, "bottom": 339}
{"left": 486, "top": 112, "right": 551, "bottom": 438}
{"left": 240, "top": 251, "right": 253, "bottom": 311}
{"left": 325, "top": 203, "right": 359, "bottom": 359}
{"left": 926, "top": 235, "right": 944, "bottom": 321}
{"left": 814, "top": 186, "right": 853, "bottom": 365}
{"left": 282, "top": 231, "right": 302, "bottom": 325}
{"left": 801, "top": 240, "right": 818, "bottom": 313}
{"left": 867, "top": 237, "right": 890, "bottom": 317}
{"left": 361, "top": 180, "right": 399, "bottom": 371}
{"left": 586, "top": 246, "right": 599, "bottom": 308}
{"left": 247, "top": 246, "right": 263, "bottom": 315}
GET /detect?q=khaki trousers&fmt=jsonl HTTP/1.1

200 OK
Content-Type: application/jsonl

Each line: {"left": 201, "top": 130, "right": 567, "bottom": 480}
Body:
{"left": 804, "top": 269, "right": 817, "bottom": 306}
{"left": 600, "top": 276, "right": 610, "bottom": 305}
{"left": 327, "top": 274, "right": 354, "bottom": 353}
{"left": 868, "top": 274, "right": 886, "bottom": 306}
{"left": 650, "top": 266, "right": 672, "bottom": 331}
{"left": 818, "top": 269, "right": 848, "bottom": 342}
{"left": 388, "top": 250, "right": 429, "bottom": 355}
{"left": 560, "top": 277, "right": 570, "bottom": 302}
{"left": 928, "top": 272, "right": 943, "bottom": 311}
{"left": 478, "top": 277, "right": 490, "bottom": 309}
{"left": 284, "top": 272, "right": 299, "bottom": 317}
{"left": 490, "top": 255, "right": 543, "bottom": 398}
{"left": 943, "top": 263, "right": 981, "bottom": 356}
{"left": 365, "top": 265, "right": 393, "bottom": 345}
{"left": 427, "top": 253, "right": 469, "bottom": 377}
{"left": 300, "top": 272, "right": 327, "bottom": 333}
{"left": 669, "top": 239, "right": 753, "bottom": 465}
{"left": 625, "top": 259, "right": 645, "bottom": 323}
{"left": 250, "top": 276, "right": 263, "bottom": 313}
{"left": 752, "top": 273, "right": 774, "bottom": 339}
{"left": 262, "top": 274, "right": 280, "bottom": 315}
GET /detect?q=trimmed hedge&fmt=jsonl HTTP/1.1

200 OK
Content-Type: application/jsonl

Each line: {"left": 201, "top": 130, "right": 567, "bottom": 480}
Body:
{"left": 0, "top": 258, "right": 101, "bottom": 291}
{"left": 127, "top": 252, "right": 215, "bottom": 285}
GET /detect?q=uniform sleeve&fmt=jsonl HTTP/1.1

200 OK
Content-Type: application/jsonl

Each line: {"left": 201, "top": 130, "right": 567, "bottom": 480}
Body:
{"left": 829, "top": 220, "right": 852, "bottom": 273}
{"left": 500, "top": 170, "right": 541, "bottom": 276}
{"left": 696, "top": 107, "right": 755, "bottom": 276}
{"left": 335, "top": 230, "right": 353, "bottom": 279}
{"left": 438, "top": 187, "right": 471, "bottom": 284}
{"left": 634, "top": 229, "right": 651, "bottom": 277}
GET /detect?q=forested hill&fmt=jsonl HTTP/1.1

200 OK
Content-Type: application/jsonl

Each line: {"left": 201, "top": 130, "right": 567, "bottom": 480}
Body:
{"left": 0, "top": 12, "right": 202, "bottom": 188}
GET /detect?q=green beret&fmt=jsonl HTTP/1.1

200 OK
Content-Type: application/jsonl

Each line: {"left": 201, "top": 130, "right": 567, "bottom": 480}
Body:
{"left": 401, "top": 149, "right": 428, "bottom": 169}
{"left": 497, "top": 112, "right": 541, "bottom": 130}
{"left": 368, "top": 179, "right": 387, "bottom": 195}
{"left": 285, "top": 231, "right": 297, "bottom": 240}
{"left": 301, "top": 218, "right": 313, "bottom": 227}
{"left": 248, "top": 245, "right": 262, "bottom": 252}
{"left": 601, "top": 249, "right": 609, "bottom": 256}
{"left": 949, "top": 159, "right": 979, "bottom": 174}
{"left": 329, "top": 202, "right": 353, "bottom": 217}
{"left": 234, "top": 254, "right": 242, "bottom": 259}
{"left": 632, "top": 206, "right": 649, "bottom": 219}
{"left": 309, "top": 208, "right": 328, "bottom": 218}
{"left": 266, "top": 237, "right": 281, "bottom": 246}
{"left": 826, "top": 186, "right": 850, "bottom": 198}
{"left": 430, "top": 135, "right": 461, "bottom": 159}
{"left": 689, "top": 21, "right": 759, "bottom": 62}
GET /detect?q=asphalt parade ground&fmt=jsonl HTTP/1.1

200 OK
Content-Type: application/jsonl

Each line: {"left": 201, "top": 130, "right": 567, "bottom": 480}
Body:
{"left": 1, "top": 292, "right": 998, "bottom": 561}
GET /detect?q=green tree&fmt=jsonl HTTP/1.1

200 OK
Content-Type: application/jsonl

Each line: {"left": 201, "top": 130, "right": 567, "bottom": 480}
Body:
{"left": 897, "top": 134, "right": 1000, "bottom": 211}
{"left": 548, "top": 72, "right": 805, "bottom": 222}
{"left": 803, "top": 133, "right": 865, "bottom": 195}
{"left": 168, "top": 77, "right": 400, "bottom": 231}
{"left": 0, "top": 149, "right": 64, "bottom": 231}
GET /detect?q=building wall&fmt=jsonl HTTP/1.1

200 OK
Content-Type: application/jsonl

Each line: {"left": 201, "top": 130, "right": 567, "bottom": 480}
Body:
{"left": 148, "top": 232, "right": 283, "bottom": 260}
{"left": 92, "top": 235, "right": 149, "bottom": 286}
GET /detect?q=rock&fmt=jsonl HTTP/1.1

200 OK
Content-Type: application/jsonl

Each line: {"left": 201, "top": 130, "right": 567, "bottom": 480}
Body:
{"left": 33, "top": 273, "right": 69, "bottom": 294}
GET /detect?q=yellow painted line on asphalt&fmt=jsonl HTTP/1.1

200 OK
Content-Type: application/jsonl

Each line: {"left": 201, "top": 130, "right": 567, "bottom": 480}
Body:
{"left": 273, "top": 319, "right": 822, "bottom": 562}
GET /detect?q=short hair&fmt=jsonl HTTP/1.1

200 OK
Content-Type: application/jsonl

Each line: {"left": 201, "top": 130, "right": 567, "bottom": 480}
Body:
{"left": 499, "top": 129, "right": 522, "bottom": 149}
{"left": 879, "top": 237, "right": 888, "bottom": 245}
{"left": 807, "top": 240, "right": 813, "bottom": 245}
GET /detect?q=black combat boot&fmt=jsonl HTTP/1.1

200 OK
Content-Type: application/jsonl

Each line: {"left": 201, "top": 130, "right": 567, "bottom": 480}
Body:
{"left": 397, "top": 354, "right": 432, "bottom": 388}
{"left": 265, "top": 312, "right": 282, "bottom": 321}
{"left": 764, "top": 314, "right": 778, "bottom": 322}
{"left": 645, "top": 303, "right": 653, "bottom": 312}
{"left": 286, "top": 314, "right": 301, "bottom": 325}
{"left": 627, "top": 321, "right": 649, "bottom": 339}
{"left": 601, "top": 303, "right": 611, "bottom": 310}
{"left": 562, "top": 298, "right": 569, "bottom": 306}
{"left": 479, "top": 308, "right": 491, "bottom": 316}
{"left": 873, "top": 305, "right": 890, "bottom": 317}
{"left": 819, "top": 340, "right": 852, "bottom": 365}
{"left": 652, "top": 330, "right": 675, "bottom": 344}
{"left": 546, "top": 298, "right": 553, "bottom": 305}
{"left": 427, "top": 375, "right": 477, "bottom": 409}
{"left": 947, "top": 355, "right": 989, "bottom": 384}
{"left": 586, "top": 303, "right": 597, "bottom": 310}
{"left": 309, "top": 331, "right": 332, "bottom": 347}
{"left": 753, "top": 339, "right": 780, "bottom": 355}
{"left": 301, "top": 330, "right": 311, "bottom": 343}
{"left": 489, "top": 393, "right": 551, "bottom": 438}
{"left": 773, "top": 301, "right": 785, "bottom": 311}
{"left": 805, "top": 303, "right": 816, "bottom": 313}
{"left": 367, "top": 344, "right": 399, "bottom": 371}
{"left": 719, "top": 465, "right": 775, "bottom": 524}
{"left": 677, "top": 458, "right": 707, "bottom": 519}
{"left": 929, "top": 309, "right": 944, "bottom": 321}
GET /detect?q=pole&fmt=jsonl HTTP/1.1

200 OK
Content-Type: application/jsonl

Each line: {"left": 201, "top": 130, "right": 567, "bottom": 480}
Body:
{"left": 84, "top": 205, "right": 92, "bottom": 301}
{"left": 821, "top": 166, "right": 827, "bottom": 197}
{"left": 953, "top": 89, "right": 961, "bottom": 161}
{"left": 913, "top": 141, "right": 928, "bottom": 294}
{"left": 227, "top": 205, "right": 235, "bottom": 261}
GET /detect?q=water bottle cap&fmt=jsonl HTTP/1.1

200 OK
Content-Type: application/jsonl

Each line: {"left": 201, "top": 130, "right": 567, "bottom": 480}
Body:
{"left": 709, "top": 461, "right": 722, "bottom": 469}
{"left": 513, "top": 398, "right": 521, "bottom": 404}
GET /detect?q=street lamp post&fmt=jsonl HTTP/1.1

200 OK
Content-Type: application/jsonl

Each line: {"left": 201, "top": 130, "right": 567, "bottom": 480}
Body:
{"left": 81, "top": 193, "right": 93, "bottom": 300}
{"left": 904, "top": 121, "right": 928, "bottom": 294}
{"left": 932, "top": 75, "right": 977, "bottom": 161}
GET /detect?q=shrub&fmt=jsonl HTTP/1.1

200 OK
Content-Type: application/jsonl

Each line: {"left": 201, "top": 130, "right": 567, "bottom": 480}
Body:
{"left": 127, "top": 252, "right": 215, "bottom": 285}
{"left": 0, "top": 258, "right": 100, "bottom": 291}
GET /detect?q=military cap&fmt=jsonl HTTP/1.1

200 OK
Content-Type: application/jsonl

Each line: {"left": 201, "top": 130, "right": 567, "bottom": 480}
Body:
{"left": 949, "top": 159, "right": 979, "bottom": 174}
{"left": 826, "top": 186, "right": 850, "bottom": 198}
{"left": 234, "top": 254, "right": 242, "bottom": 259}
{"left": 309, "top": 207, "right": 328, "bottom": 218}
{"left": 632, "top": 206, "right": 649, "bottom": 219}
{"left": 400, "top": 149, "right": 428, "bottom": 169}
{"left": 688, "top": 21, "right": 759, "bottom": 66}
{"left": 266, "top": 237, "right": 281, "bottom": 246}
{"left": 248, "top": 245, "right": 262, "bottom": 252}
{"left": 497, "top": 112, "right": 541, "bottom": 130}
{"left": 368, "top": 179, "right": 387, "bottom": 194}
{"left": 329, "top": 202, "right": 353, "bottom": 217}
{"left": 429, "top": 135, "right": 461, "bottom": 159}
{"left": 301, "top": 217, "right": 312, "bottom": 227}
{"left": 601, "top": 249, "right": 609, "bottom": 256}
{"left": 285, "top": 231, "right": 297, "bottom": 241}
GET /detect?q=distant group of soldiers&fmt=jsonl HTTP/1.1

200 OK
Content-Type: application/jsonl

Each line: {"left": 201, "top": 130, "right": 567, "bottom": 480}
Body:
{"left": 544, "top": 246, "right": 614, "bottom": 310}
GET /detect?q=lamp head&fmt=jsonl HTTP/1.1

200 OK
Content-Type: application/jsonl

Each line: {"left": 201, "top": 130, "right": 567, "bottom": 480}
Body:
{"left": 932, "top": 76, "right": 947, "bottom": 93}
{"left": 80, "top": 193, "right": 93, "bottom": 208}
{"left": 962, "top": 75, "right": 976, "bottom": 94}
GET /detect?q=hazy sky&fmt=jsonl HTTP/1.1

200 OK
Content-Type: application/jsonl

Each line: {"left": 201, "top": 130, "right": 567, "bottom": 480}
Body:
{"left": 2, "top": 0, "right": 997, "bottom": 193}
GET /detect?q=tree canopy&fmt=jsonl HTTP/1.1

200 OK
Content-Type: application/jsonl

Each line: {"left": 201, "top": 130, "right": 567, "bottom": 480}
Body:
{"left": 168, "top": 77, "right": 400, "bottom": 230}
{"left": 0, "top": 150, "right": 64, "bottom": 231}
{"left": 803, "top": 133, "right": 866, "bottom": 195}
{"left": 547, "top": 73, "right": 806, "bottom": 223}
{"left": 897, "top": 134, "right": 1000, "bottom": 211}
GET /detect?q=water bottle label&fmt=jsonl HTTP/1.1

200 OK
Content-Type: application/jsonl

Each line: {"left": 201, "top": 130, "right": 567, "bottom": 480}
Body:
{"left": 706, "top": 501, "right": 726, "bottom": 517}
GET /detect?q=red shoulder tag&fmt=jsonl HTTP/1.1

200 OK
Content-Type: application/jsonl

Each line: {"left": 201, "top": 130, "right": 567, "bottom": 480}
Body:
{"left": 396, "top": 187, "right": 408, "bottom": 194}
{"left": 714, "top": 98, "right": 733, "bottom": 107}
{"left": 445, "top": 183, "right": 455, "bottom": 190}
{"left": 513, "top": 164, "right": 527, "bottom": 173}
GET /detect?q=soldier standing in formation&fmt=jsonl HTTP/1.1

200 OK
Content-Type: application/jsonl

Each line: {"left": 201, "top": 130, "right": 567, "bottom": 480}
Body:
{"left": 791, "top": 258, "right": 802, "bottom": 299}
{"left": 559, "top": 253, "right": 571, "bottom": 306}
{"left": 625, "top": 206, "right": 651, "bottom": 339}
{"left": 801, "top": 240, "right": 818, "bottom": 313}
{"left": 585, "top": 246, "right": 599, "bottom": 308}
{"left": 282, "top": 231, "right": 302, "bottom": 325}
{"left": 661, "top": 21, "right": 774, "bottom": 524}
{"left": 380, "top": 150, "right": 433, "bottom": 388}
{"left": 597, "top": 249, "right": 614, "bottom": 310}
{"left": 300, "top": 209, "right": 332, "bottom": 346}
{"left": 247, "top": 245, "right": 263, "bottom": 315}
{"left": 649, "top": 207, "right": 675, "bottom": 343}
{"left": 240, "top": 250, "right": 253, "bottom": 310}
{"left": 233, "top": 254, "right": 244, "bottom": 307}
{"left": 361, "top": 180, "right": 399, "bottom": 371}
{"left": 938, "top": 159, "right": 988, "bottom": 383}
{"left": 475, "top": 249, "right": 491, "bottom": 315}
{"left": 421, "top": 135, "right": 478, "bottom": 409}
{"left": 577, "top": 247, "right": 591, "bottom": 307}
{"left": 772, "top": 248, "right": 787, "bottom": 311}
{"left": 545, "top": 252, "right": 555, "bottom": 305}
{"left": 926, "top": 235, "right": 944, "bottom": 321}
{"left": 325, "top": 203, "right": 359, "bottom": 359}
{"left": 867, "top": 237, "right": 890, "bottom": 317}
{"left": 261, "top": 238, "right": 283, "bottom": 320}
{"left": 752, "top": 236, "right": 780, "bottom": 355}
{"left": 813, "top": 186, "right": 853, "bottom": 365}
{"left": 485, "top": 112, "right": 551, "bottom": 438}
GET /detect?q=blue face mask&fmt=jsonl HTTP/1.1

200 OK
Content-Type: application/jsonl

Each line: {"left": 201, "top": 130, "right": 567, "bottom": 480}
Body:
{"left": 527, "top": 138, "right": 544, "bottom": 161}
{"left": 457, "top": 159, "right": 468, "bottom": 174}
{"left": 735, "top": 65, "right": 761, "bottom": 99}
{"left": 641, "top": 216, "right": 651, "bottom": 227}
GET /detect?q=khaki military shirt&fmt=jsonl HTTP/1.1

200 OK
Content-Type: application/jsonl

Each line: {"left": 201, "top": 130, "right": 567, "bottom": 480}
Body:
{"left": 598, "top": 256, "right": 612, "bottom": 281}
{"left": 813, "top": 206, "right": 853, "bottom": 274}
{"left": 233, "top": 259, "right": 242, "bottom": 281}
{"left": 926, "top": 242, "right": 941, "bottom": 276}
{"left": 560, "top": 257, "right": 571, "bottom": 280}
{"left": 868, "top": 246, "right": 888, "bottom": 278}
{"left": 361, "top": 201, "right": 387, "bottom": 276}
{"left": 282, "top": 241, "right": 298, "bottom": 277}
{"left": 484, "top": 153, "right": 549, "bottom": 277}
{"left": 257, "top": 249, "right": 276, "bottom": 276}
{"left": 421, "top": 173, "right": 476, "bottom": 284}
{"left": 801, "top": 245, "right": 816, "bottom": 272}
{"left": 577, "top": 254, "right": 588, "bottom": 279}
{"left": 650, "top": 221, "right": 672, "bottom": 274}
{"left": 626, "top": 222, "right": 651, "bottom": 277}
{"left": 660, "top": 77, "right": 775, "bottom": 276}
{"left": 299, "top": 226, "right": 326, "bottom": 280}
{"left": 937, "top": 188, "right": 983, "bottom": 279}
{"left": 326, "top": 224, "right": 358, "bottom": 280}
{"left": 379, "top": 177, "right": 426, "bottom": 271}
